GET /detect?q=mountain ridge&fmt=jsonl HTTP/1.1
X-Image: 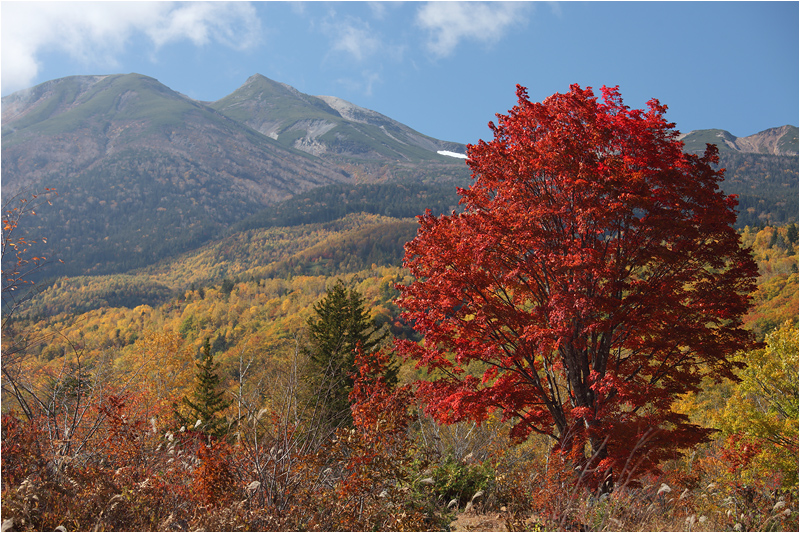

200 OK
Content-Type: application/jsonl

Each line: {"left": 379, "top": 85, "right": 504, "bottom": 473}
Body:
{"left": 208, "top": 73, "right": 466, "bottom": 161}
{"left": 1, "top": 73, "right": 796, "bottom": 281}
{"left": 679, "top": 125, "right": 798, "bottom": 155}
{"left": 1, "top": 73, "right": 350, "bottom": 198}
{"left": 1, "top": 72, "right": 471, "bottom": 278}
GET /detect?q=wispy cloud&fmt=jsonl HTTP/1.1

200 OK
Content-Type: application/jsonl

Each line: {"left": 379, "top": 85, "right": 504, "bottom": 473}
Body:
{"left": 323, "top": 16, "right": 382, "bottom": 63}
{"left": 318, "top": 10, "right": 407, "bottom": 97}
{"left": 334, "top": 70, "right": 383, "bottom": 97}
{"left": 415, "top": 1, "right": 531, "bottom": 58}
{"left": 1, "top": 1, "right": 262, "bottom": 94}
{"left": 146, "top": 2, "right": 261, "bottom": 50}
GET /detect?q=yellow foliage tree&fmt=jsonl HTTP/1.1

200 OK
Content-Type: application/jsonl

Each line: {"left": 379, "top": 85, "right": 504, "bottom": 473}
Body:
{"left": 718, "top": 320, "right": 799, "bottom": 487}
{"left": 119, "top": 330, "right": 195, "bottom": 412}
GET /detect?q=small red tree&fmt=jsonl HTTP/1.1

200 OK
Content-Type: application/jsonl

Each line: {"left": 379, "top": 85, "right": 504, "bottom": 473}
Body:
{"left": 397, "top": 84, "right": 759, "bottom": 490}
{"left": 2, "top": 188, "right": 59, "bottom": 316}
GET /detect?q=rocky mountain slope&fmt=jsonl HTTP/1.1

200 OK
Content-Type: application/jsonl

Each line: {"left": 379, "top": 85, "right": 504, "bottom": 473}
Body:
{"left": 209, "top": 74, "right": 466, "bottom": 162}
{"left": 679, "top": 125, "right": 798, "bottom": 155}
{"left": 1, "top": 73, "right": 470, "bottom": 278}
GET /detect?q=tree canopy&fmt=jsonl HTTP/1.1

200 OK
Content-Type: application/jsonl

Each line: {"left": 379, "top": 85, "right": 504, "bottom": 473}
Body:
{"left": 720, "top": 320, "right": 799, "bottom": 488}
{"left": 305, "top": 280, "right": 391, "bottom": 430}
{"left": 397, "top": 84, "right": 759, "bottom": 491}
{"left": 177, "top": 338, "right": 231, "bottom": 438}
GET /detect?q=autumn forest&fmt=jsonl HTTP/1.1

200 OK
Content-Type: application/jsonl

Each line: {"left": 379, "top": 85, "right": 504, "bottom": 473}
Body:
{"left": 1, "top": 80, "right": 799, "bottom": 532}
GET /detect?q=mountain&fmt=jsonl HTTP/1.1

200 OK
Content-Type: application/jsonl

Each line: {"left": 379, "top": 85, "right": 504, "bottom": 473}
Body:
{"left": 208, "top": 74, "right": 467, "bottom": 163}
{"left": 677, "top": 126, "right": 799, "bottom": 229}
{"left": 679, "top": 125, "right": 799, "bottom": 155}
{"left": 1, "top": 73, "right": 470, "bottom": 278}
{"left": 2, "top": 73, "right": 796, "bottom": 282}
{"left": 1, "top": 73, "right": 350, "bottom": 198}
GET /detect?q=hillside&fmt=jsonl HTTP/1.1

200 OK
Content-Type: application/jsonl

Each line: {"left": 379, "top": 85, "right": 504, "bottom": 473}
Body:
{"left": 18, "top": 212, "right": 416, "bottom": 317}
{"left": 679, "top": 125, "right": 798, "bottom": 155}
{"left": 209, "top": 74, "right": 467, "bottom": 163}
{"left": 677, "top": 126, "right": 798, "bottom": 228}
{"left": 1, "top": 73, "right": 469, "bottom": 278}
{"left": 717, "top": 151, "right": 798, "bottom": 228}
{"left": 2, "top": 73, "right": 796, "bottom": 283}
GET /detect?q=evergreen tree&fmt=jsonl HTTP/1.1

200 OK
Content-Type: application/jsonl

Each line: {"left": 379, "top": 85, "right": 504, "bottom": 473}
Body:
{"left": 177, "top": 338, "right": 231, "bottom": 438}
{"left": 305, "top": 280, "right": 394, "bottom": 431}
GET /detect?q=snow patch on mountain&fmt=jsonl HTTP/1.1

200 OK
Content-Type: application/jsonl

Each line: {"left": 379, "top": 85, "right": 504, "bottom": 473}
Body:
{"left": 438, "top": 150, "right": 468, "bottom": 159}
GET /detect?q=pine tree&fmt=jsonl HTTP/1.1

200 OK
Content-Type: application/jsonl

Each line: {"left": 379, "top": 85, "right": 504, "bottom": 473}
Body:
{"left": 305, "top": 280, "right": 394, "bottom": 431}
{"left": 177, "top": 338, "right": 231, "bottom": 439}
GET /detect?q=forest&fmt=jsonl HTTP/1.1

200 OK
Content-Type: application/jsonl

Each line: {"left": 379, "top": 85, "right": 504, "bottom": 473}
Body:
{"left": 718, "top": 152, "right": 799, "bottom": 229}
{"left": 5, "top": 149, "right": 796, "bottom": 283}
{"left": 2, "top": 85, "right": 798, "bottom": 532}
{"left": 2, "top": 204, "right": 797, "bottom": 531}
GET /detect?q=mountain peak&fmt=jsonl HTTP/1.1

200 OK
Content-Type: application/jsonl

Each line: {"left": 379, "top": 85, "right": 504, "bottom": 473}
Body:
{"left": 210, "top": 74, "right": 466, "bottom": 161}
{"left": 242, "top": 73, "right": 299, "bottom": 96}
{"left": 679, "top": 125, "right": 798, "bottom": 155}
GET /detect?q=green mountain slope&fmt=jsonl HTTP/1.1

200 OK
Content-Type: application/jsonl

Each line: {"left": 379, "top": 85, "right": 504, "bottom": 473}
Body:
{"left": 209, "top": 74, "right": 468, "bottom": 163}
{"left": 1, "top": 74, "right": 352, "bottom": 277}
{"left": 679, "top": 125, "right": 798, "bottom": 155}
{"left": 2, "top": 73, "right": 348, "bottom": 195}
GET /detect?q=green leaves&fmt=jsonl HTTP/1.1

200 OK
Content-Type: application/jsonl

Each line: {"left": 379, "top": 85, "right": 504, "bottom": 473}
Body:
{"left": 177, "top": 338, "right": 232, "bottom": 439}
{"left": 304, "top": 280, "right": 392, "bottom": 430}
{"left": 718, "top": 321, "right": 799, "bottom": 487}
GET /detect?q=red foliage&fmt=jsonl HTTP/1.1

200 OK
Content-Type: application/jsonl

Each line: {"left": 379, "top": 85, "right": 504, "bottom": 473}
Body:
{"left": 349, "top": 347, "right": 413, "bottom": 439}
{"left": 1, "top": 413, "right": 48, "bottom": 488}
{"left": 336, "top": 347, "right": 415, "bottom": 497}
{"left": 397, "top": 84, "right": 759, "bottom": 490}
{"left": 193, "top": 440, "right": 237, "bottom": 506}
{"left": 2, "top": 189, "right": 60, "bottom": 306}
{"left": 721, "top": 433, "right": 763, "bottom": 473}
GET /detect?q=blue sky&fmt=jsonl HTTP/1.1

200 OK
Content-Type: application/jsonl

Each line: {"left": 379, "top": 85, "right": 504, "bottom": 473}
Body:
{"left": 2, "top": 1, "right": 798, "bottom": 145}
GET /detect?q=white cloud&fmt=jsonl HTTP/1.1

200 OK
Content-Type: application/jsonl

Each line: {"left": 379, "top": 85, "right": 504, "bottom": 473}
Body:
{"left": 322, "top": 15, "right": 381, "bottom": 63}
{"left": 415, "top": 1, "right": 530, "bottom": 58}
{"left": 1, "top": 1, "right": 261, "bottom": 94}
{"left": 367, "top": 1, "right": 389, "bottom": 21}
{"left": 146, "top": 2, "right": 261, "bottom": 50}
{"left": 361, "top": 70, "right": 382, "bottom": 97}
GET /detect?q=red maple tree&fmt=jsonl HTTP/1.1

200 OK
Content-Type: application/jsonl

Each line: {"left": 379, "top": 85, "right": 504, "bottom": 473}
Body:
{"left": 397, "top": 84, "right": 759, "bottom": 491}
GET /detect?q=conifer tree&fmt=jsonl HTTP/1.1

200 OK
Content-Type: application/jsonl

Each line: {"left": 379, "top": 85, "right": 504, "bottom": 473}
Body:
{"left": 177, "top": 338, "right": 231, "bottom": 439}
{"left": 305, "top": 280, "right": 393, "bottom": 430}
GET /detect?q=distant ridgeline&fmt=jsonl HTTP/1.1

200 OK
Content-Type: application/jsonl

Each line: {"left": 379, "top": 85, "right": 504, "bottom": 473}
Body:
{"left": 679, "top": 126, "right": 799, "bottom": 229}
